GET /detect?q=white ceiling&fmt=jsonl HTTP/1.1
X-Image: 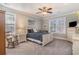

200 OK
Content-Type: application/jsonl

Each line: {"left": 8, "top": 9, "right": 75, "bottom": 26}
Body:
{"left": 1, "top": 3, "right": 79, "bottom": 16}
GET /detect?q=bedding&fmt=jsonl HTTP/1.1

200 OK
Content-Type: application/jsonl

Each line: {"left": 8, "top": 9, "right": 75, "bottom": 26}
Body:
{"left": 27, "top": 32, "right": 48, "bottom": 42}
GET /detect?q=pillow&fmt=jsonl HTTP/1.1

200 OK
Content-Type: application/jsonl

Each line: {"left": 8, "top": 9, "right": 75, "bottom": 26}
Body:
{"left": 39, "top": 30, "right": 48, "bottom": 33}
{"left": 33, "top": 29, "right": 37, "bottom": 32}
{"left": 28, "top": 29, "right": 34, "bottom": 33}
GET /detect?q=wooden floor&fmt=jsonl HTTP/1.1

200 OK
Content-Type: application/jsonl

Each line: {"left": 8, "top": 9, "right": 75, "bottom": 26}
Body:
{"left": 6, "top": 39, "right": 72, "bottom": 55}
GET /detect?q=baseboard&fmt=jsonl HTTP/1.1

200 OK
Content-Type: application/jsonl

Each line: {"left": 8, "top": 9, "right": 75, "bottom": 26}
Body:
{"left": 53, "top": 37, "right": 66, "bottom": 40}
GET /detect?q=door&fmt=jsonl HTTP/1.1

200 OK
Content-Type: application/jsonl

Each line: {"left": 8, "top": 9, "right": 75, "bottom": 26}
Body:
{"left": 0, "top": 10, "right": 5, "bottom": 55}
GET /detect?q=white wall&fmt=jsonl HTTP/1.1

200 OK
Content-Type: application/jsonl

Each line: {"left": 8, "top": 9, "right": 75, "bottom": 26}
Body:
{"left": 42, "top": 13, "right": 79, "bottom": 32}
{"left": 16, "top": 13, "right": 28, "bottom": 34}
{"left": 28, "top": 16, "right": 42, "bottom": 31}
{"left": 0, "top": 4, "right": 28, "bottom": 35}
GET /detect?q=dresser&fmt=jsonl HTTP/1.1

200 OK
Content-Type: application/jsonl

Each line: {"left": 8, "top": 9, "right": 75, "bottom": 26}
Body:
{"left": 72, "top": 34, "right": 79, "bottom": 55}
{"left": 67, "top": 28, "right": 76, "bottom": 42}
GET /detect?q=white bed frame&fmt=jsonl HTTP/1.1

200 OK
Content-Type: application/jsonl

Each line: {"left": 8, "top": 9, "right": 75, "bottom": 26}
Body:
{"left": 27, "top": 33, "right": 53, "bottom": 46}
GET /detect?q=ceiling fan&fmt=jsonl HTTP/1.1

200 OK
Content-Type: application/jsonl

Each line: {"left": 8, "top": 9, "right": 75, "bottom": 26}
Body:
{"left": 36, "top": 7, "right": 52, "bottom": 15}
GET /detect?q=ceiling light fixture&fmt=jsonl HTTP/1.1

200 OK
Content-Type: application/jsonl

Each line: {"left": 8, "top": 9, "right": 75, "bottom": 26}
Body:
{"left": 36, "top": 6, "right": 52, "bottom": 15}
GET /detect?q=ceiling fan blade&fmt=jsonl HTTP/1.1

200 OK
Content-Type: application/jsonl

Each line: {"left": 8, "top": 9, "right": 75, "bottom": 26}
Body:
{"left": 48, "top": 8, "right": 52, "bottom": 10}
{"left": 38, "top": 8, "right": 43, "bottom": 11}
{"left": 47, "top": 11, "right": 52, "bottom": 13}
{"left": 36, "top": 12, "right": 42, "bottom": 14}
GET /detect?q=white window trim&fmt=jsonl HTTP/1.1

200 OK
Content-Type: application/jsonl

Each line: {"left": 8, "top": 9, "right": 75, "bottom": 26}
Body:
{"left": 5, "top": 12, "right": 16, "bottom": 34}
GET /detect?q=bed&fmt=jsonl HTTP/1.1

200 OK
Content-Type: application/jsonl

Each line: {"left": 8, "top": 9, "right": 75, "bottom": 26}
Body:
{"left": 26, "top": 29, "right": 53, "bottom": 46}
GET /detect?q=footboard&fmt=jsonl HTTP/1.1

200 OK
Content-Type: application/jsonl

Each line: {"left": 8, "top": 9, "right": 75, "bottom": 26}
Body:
{"left": 42, "top": 33, "right": 53, "bottom": 46}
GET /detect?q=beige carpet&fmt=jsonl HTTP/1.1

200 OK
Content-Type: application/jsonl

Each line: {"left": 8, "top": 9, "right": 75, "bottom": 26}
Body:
{"left": 6, "top": 39, "right": 72, "bottom": 55}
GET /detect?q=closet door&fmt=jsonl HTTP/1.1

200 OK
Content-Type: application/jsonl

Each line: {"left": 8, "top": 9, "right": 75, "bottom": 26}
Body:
{"left": 0, "top": 10, "right": 5, "bottom": 55}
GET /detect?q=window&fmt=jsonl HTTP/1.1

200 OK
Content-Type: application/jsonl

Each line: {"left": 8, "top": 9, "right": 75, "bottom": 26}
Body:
{"left": 5, "top": 12, "right": 16, "bottom": 33}
{"left": 49, "top": 17, "right": 66, "bottom": 34}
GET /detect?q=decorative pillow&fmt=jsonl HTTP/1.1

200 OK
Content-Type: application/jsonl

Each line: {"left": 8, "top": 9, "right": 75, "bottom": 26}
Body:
{"left": 28, "top": 29, "right": 34, "bottom": 33}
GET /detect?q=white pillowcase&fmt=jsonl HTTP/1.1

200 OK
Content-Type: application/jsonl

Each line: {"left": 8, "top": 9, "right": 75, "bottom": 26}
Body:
{"left": 33, "top": 28, "right": 37, "bottom": 32}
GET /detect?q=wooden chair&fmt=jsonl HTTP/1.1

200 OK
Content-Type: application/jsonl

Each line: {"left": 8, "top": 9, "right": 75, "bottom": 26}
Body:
{"left": 7, "top": 36, "right": 15, "bottom": 48}
{"left": 6, "top": 35, "right": 19, "bottom": 48}
{"left": 13, "top": 35, "right": 19, "bottom": 45}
